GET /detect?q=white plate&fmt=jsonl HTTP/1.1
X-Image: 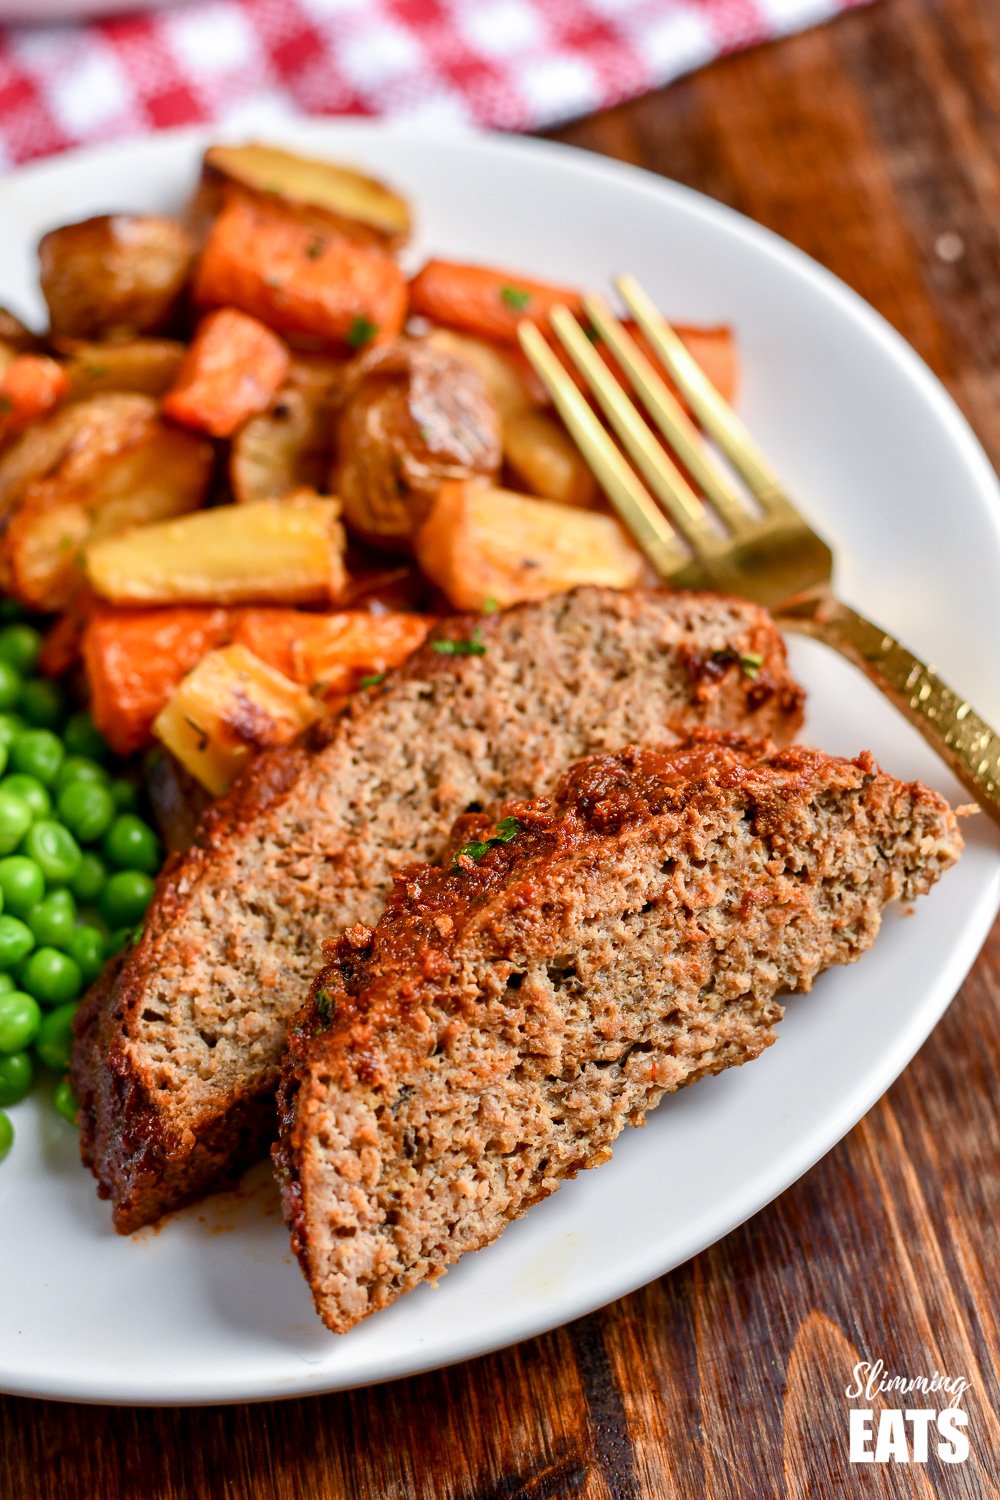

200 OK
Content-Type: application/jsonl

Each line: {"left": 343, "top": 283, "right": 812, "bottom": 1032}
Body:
{"left": 1, "top": 123, "right": 998, "bottom": 1406}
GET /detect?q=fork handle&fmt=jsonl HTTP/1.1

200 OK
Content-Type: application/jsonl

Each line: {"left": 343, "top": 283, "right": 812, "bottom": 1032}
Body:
{"left": 781, "top": 594, "right": 1000, "bottom": 825}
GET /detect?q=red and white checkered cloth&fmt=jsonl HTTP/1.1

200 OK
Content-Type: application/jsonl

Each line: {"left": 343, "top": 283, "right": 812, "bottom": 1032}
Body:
{"left": 0, "top": 0, "right": 871, "bottom": 169}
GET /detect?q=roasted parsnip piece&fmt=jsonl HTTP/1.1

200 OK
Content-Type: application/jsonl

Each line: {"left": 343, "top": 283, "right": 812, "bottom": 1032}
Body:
{"left": 0, "top": 394, "right": 212, "bottom": 611}
{"left": 153, "top": 643, "right": 322, "bottom": 796}
{"left": 85, "top": 493, "right": 347, "bottom": 607}
{"left": 39, "top": 214, "right": 195, "bottom": 340}
{"left": 415, "top": 481, "right": 644, "bottom": 611}
{"left": 201, "top": 142, "right": 411, "bottom": 246}
{"left": 230, "top": 358, "right": 340, "bottom": 503}
{"left": 502, "top": 409, "right": 597, "bottom": 508}
{"left": 61, "top": 339, "right": 186, "bottom": 400}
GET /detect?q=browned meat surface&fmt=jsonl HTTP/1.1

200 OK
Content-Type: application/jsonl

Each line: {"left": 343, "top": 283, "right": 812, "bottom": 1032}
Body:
{"left": 71, "top": 586, "right": 805, "bottom": 1234}
{"left": 276, "top": 738, "right": 961, "bottom": 1333}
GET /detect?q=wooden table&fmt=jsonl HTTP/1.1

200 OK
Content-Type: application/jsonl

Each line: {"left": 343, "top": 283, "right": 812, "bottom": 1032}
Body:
{"left": 4, "top": 0, "right": 999, "bottom": 1494}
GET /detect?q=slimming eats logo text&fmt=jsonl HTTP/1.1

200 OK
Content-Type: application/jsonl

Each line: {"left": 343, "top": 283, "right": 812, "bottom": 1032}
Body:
{"left": 846, "top": 1359, "right": 971, "bottom": 1465}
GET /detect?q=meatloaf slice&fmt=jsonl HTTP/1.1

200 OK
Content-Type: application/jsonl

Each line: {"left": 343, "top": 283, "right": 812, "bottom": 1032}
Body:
{"left": 275, "top": 738, "right": 961, "bottom": 1333}
{"left": 72, "top": 587, "right": 805, "bottom": 1233}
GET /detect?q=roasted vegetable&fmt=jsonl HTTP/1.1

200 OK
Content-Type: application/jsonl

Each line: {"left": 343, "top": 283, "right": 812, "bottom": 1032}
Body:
{"left": 409, "top": 260, "right": 583, "bottom": 344}
{"left": 0, "top": 353, "right": 69, "bottom": 448}
{"left": 0, "top": 307, "right": 42, "bottom": 352}
{"left": 415, "top": 481, "right": 644, "bottom": 610}
{"left": 334, "top": 337, "right": 501, "bottom": 550}
{"left": 283, "top": 610, "right": 432, "bottom": 699}
{"left": 61, "top": 339, "right": 186, "bottom": 400}
{"left": 85, "top": 492, "right": 346, "bottom": 607}
{"left": 200, "top": 142, "right": 411, "bottom": 246}
{"left": 193, "top": 196, "right": 407, "bottom": 352}
{"left": 230, "top": 357, "right": 340, "bottom": 503}
{"left": 83, "top": 604, "right": 235, "bottom": 754}
{"left": 38, "top": 214, "right": 195, "bottom": 340}
{"left": 0, "top": 394, "right": 212, "bottom": 611}
{"left": 424, "top": 329, "right": 536, "bottom": 422}
{"left": 153, "top": 643, "right": 322, "bottom": 796}
{"left": 502, "top": 409, "right": 596, "bottom": 508}
{"left": 162, "top": 308, "right": 291, "bottom": 438}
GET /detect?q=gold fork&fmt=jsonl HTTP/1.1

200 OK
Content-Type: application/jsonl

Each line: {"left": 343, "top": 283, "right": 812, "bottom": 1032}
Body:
{"left": 518, "top": 275, "right": 1000, "bottom": 825}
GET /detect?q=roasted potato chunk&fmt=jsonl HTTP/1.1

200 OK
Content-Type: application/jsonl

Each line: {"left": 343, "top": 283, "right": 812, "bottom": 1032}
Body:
{"left": 0, "top": 394, "right": 212, "bottom": 611}
{"left": 230, "top": 358, "right": 341, "bottom": 504}
{"left": 85, "top": 493, "right": 346, "bottom": 607}
{"left": 415, "top": 481, "right": 644, "bottom": 610}
{"left": 502, "top": 409, "right": 597, "bottom": 508}
{"left": 334, "top": 337, "right": 501, "bottom": 550}
{"left": 0, "top": 307, "right": 42, "bottom": 352}
{"left": 424, "top": 329, "right": 536, "bottom": 423}
{"left": 153, "top": 643, "right": 322, "bottom": 796}
{"left": 61, "top": 339, "right": 186, "bottom": 400}
{"left": 39, "top": 214, "right": 195, "bottom": 340}
{"left": 201, "top": 142, "right": 411, "bottom": 246}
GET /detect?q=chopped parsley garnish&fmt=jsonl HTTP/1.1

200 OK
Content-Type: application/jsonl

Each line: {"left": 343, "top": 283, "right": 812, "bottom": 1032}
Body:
{"left": 346, "top": 315, "right": 379, "bottom": 349}
{"left": 431, "top": 629, "right": 486, "bottom": 657}
{"left": 314, "top": 987, "right": 337, "bottom": 1031}
{"left": 480, "top": 596, "right": 500, "bottom": 614}
{"left": 582, "top": 321, "right": 600, "bottom": 343}
{"left": 359, "top": 672, "right": 385, "bottom": 688}
{"left": 452, "top": 815, "right": 524, "bottom": 870}
{"left": 0, "top": 395, "right": 11, "bottom": 415}
{"left": 83, "top": 362, "right": 109, "bottom": 379}
{"left": 711, "top": 647, "right": 764, "bottom": 680}
{"left": 306, "top": 238, "right": 326, "bottom": 260}
{"left": 500, "top": 285, "right": 532, "bottom": 311}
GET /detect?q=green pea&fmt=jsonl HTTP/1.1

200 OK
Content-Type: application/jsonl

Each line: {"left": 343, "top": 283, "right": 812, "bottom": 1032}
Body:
{"left": 66, "top": 924, "right": 105, "bottom": 984}
{"left": 35, "top": 1001, "right": 78, "bottom": 1071}
{"left": 20, "top": 947, "right": 82, "bottom": 1008}
{"left": 10, "top": 728, "right": 63, "bottom": 786}
{"left": 0, "top": 661, "right": 22, "bottom": 712}
{"left": 27, "top": 890, "right": 77, "bottom": 949}
{"left": 0, "top": 973, "right": 15, "bottom": 994}
{"left": 22, "top": 821, "right": 82, "bottom": 884}
{"left": 0, "top": 790, "right": 33, "bottom": 855}
{"left": 0, "top": 990, "right": 41, "bottom": 1052}
{"left": 0, "top": 713, "right": 25, "bottom": 751}
{"left": 0, "top": 1107, "right": 12, "bottom": 1159}
{"left": 69, "top": 852, "right": 106, "bottom": 903}
{"left": 0, "top": 915, "right": 35, "bottom": 970}
{"left": 17, "top": 678, "right": 65, "bottom": 731}
{"left": 104, "top": 926, "right": 134, "bottom": 959}
{"left": 103, "top": 814, "right": 160, "bottom": 875}
{"left": 2, "top": 774, "right": 51, "bottom": 821}
{"left": 109, "top": 779, "right": 140, "bottom": 813}
{"left": 0, "top": 744, "right": 7, "bottom": 781}
{"left": 53, "top": 1077, "right": 78, "bottom": 1125}
{"left": 100, "top": 870, "right": 154, "bottom": 929}
{"left": 54, "top": 756, "right": 111, "bottom": 797}
{"left": 0, "top": 623, "right": 41, "bottom": 675}
{"left": 57, "top": 781, "right": 115, "bottom": 846}
{"left": 63, "top": 711, "right": 109, "bottom": 763}
{"left": 0, "top": 1049, "right": 32, "bottom": 1105}
{"left": 0, "top": 856, "right": 45, "bottom": 916}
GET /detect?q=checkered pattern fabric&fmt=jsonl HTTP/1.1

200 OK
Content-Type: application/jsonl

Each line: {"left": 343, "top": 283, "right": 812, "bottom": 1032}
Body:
{"left": 0, "top": 0, "right": 871, "bottom": 169}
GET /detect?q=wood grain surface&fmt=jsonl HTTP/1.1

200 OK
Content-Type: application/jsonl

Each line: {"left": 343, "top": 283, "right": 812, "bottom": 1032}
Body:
{"left": 3, "top": 0, "right": 999, "bottom": 1495}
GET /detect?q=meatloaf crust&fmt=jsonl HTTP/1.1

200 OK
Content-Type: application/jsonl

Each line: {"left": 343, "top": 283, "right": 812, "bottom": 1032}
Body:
{"left": 277, "top": 738, "right": 961, "bottom": 1332}
{"left": 72, "top": 587, "right": 805, "bottom": 1232}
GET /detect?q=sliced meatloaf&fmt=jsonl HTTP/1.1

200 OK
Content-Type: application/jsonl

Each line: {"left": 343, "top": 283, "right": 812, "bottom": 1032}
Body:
{"left": 276, "top": 738, "right": 961, "bottom": 1333}
{"left": 72, "top": 587, "right": 805, "bottom": 1232}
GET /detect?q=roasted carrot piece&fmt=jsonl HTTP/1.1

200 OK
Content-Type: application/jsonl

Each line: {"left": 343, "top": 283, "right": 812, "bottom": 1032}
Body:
{"left": 409, "top": 261, "right": 583, "bottom": 344}
{"left": 161, "top": 309, "right": 290, "bottom": 438}
{"left": 193, "top": 197, "right": 407, "bottom": 352}
{"left": 83, "top": 604, "right": 235, "bottom": 754}
{"left": 0, "top": 354, "right": 69, "bottom": 447}
{"left": 285, "top": 610, "right": 432, "bottom": 698}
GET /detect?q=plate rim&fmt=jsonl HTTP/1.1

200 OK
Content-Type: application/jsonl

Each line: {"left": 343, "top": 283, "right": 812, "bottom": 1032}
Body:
{"left": 1, "top": 119, "right": 998, "bottom": 1406}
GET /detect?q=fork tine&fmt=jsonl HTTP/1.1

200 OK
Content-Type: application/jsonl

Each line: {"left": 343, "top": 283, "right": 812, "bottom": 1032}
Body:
{"left": 581, "top": 293, "right": 752, "bottom": 535}
{"left": 516, "top": 321, "right": 688, "bottom": 581}
{"left": 617, "top": 274, "right": 790, "bottom": 516}
{"left": 547, "top": 306, "right": 721, "bottom": 558}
